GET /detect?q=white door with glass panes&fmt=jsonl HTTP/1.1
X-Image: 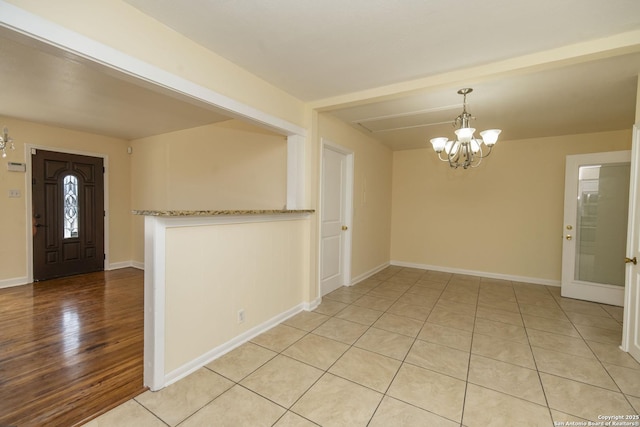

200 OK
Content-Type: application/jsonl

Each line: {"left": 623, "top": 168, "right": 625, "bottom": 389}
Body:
{"left": 561, "top": 151, "right": 631, "bottom": 306}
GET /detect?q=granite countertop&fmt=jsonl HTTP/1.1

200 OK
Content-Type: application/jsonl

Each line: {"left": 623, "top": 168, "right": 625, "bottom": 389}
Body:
{"left": 132, "top": 209, "right": 315, "bottom": 217}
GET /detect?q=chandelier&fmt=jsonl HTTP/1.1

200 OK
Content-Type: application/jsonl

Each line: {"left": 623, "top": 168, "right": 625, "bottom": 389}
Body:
{"left": 429, "top": 88, "right": 501, "bottom": 169}
{"left": 0, "top": 126, "right": 15, "bottom": 158}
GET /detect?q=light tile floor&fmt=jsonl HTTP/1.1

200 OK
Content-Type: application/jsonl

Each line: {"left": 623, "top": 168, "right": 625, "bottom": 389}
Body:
{"left": 86, "top": 267, "right": 640, "bottom": 427}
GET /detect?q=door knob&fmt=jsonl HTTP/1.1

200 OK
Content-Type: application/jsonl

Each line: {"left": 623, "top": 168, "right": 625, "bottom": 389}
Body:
{"left": 625, "top": 257, "right": 637, "bottom": 265}
{"left": 341, "top": 225, "right": 348, "bottom": 231}
{"left": 565, "top": 235, "right": 572, "bottom": 240}
{"left": 34, "top": 223, "right": 46, "bottom": 228}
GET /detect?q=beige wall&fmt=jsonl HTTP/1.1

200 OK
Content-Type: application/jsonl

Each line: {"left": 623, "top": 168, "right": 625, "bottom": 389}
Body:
{"left": 390, "top": 130, "right": 632, "bottom": 283}
{"left": 164, "top": 218, "right": 309, "bottom": 374}
{"left": 130, "top": 120, "right": 289, "bottom": 263}
{"left": 318, "top": 113, "right": 393, "bottom": 280}
{"left": 0, "top": 116, "right": 132, "bottom": 282}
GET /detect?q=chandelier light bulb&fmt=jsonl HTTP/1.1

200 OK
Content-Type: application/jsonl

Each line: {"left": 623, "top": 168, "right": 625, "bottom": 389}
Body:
{"left": 430, "top": 137, "right": 448, "bottom": 153}
{"left": 454, "top": 127, "right": 475, "bottom": 143}
{"left": 480, "top": 129, "right": 501, "bottom": 146}
{"left": 470, "top": 139, "right": 481, "bottom": 153}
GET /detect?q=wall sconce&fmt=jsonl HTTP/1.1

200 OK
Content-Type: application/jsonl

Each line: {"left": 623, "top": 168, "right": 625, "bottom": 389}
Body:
{"left": 1, "top": 126, "right": 15, "bottom": 158}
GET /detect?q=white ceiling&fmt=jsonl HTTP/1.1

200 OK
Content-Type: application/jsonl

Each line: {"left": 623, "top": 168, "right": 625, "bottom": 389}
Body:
{"left": 1, "top": 1, "right": 640, "bottom": 149}
{"left": 0, "top": 27, "right": 232, "bottom": 140}
{"left": 331, "top": 53, "right": 640, "bottom": 149}
{"left": 125, "top": 0, "right": 640, "bottom": 101}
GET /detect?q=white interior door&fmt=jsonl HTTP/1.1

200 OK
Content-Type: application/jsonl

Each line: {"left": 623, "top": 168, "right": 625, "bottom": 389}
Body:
{"left": 623, "top": 125, "right": 640, "bottom": 362}
{"left": 320, "top": 142, "right": 353, "bottom": 296}
{"left": 562, "top": 151, "right": 631, "bottom": 306}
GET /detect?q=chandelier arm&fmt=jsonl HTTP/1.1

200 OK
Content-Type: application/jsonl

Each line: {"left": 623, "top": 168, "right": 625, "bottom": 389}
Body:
{"left": 436, "top": 151, "right": 450, "bottom": 162}
{"left": 470, "top": 151, "right": 483, "bottom": 168}
{"left": 448, "top": 148, "right": 461, "bottom": 168}
{"left": 477, "top": 144, "right": 493, "bottom": 159}
{"left": 469, "top": 144, "right": 485, "bottom": 168}
{"left": 464, "top": 144, "right": 474, "bottom": 169}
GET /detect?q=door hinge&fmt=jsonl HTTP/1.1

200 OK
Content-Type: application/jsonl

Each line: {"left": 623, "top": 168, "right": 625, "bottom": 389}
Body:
{"left": 103, "top": 253, "right": 106, "bottom": 260}
{"left": 103, "top": 167, "right": 105, "bottom": 173}
{"left": 104, "top": 210, "right": 106, "bottom": 217}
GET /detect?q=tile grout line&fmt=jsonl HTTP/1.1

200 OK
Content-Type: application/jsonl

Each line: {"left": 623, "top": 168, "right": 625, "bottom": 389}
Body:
{"left": 458, "top": 275, "right": 482, "bottom": 427}
{"left": 552, "top": 294, "right": 640, "bottom": 416}
{"left": 356, "top": 268, "right": 466, "bottom": 425}
{"left": 364, "top": 270, "right": 458, "bottom": 426}
{"left": 514, "top": 283, "right": 557, "bottom": 425}
{"left": 268, "top": 268, "right": 424, "bottom": 425}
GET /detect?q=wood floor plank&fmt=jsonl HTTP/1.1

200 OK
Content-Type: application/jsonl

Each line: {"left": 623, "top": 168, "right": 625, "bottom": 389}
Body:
{"left": 0, "top": 268, "right": 145, "bottom": 426}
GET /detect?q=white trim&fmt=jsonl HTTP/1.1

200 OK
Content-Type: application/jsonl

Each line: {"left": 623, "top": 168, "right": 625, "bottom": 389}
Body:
{"left": 131, "top": 261, "right": 145, "bottom": 270}
{"left": 0, "top": 260, "right": 142, "bottom": 289}
{"left": 0, "top": 1, "right": 306, "bottom": 138}
{"left": 0, "top": 276, "right": 29, "bottom": 289}
{"left": 163, "top": 302, "right": 307, "bottom": 387}
{"left": 287, "top": 135, "right": 306, "bottom": 209}
{"left": 303, "top": 296, "right": 322, "bottom": 312}
{"left": 25, "top": 144, "right": 110, "bottom": 283}
{"left": 390, "top": 260, "right": 561, "bottom": 287}
{"left": 318, "top": 139, "right": 355, "bottom": 296}
{"left": 107, "top": 261, "right": 144, "bottom": 270}
{"left": 622, "top": 124, "right": 640, "bottom": 353}
{"left": 144, "top": 216, "right": 166, "bottom": 391}
{"left": 350, "top": 262, "right": 391, "bottom": 286}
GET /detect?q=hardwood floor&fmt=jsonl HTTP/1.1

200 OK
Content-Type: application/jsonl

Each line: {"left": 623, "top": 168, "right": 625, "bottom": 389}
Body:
{"left": 0, "top": 268, "right": 145, "bottom": 426}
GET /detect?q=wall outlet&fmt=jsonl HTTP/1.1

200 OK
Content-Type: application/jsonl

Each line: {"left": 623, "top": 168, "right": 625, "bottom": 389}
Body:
{"left": 237, "top": 309, "right": 245, "bottom": 324}
{"left": 8, "top": 189, "right": 20, "bottom": 198}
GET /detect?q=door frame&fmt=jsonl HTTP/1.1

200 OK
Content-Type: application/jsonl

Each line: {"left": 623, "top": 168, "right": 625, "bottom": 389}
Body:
{"left": 24, "top": 144, "right": 110, "bottom": 283}
{"left": 622, "top": 124, "right": 640, "bottom": 356}
{"left": 318, "top": 138, "right": 354, "bottom": 297}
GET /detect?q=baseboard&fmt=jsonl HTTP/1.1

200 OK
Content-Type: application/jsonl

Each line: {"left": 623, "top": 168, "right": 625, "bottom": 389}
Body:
{"left": 107, "top": 261, "right": 133, "bottom": 270}
{"left": 163, "top": 302, "right": 308, "bottom": 388}
{"left": 303, "top": 296, "right": 322, "bottom": 311}
{"left": 0, "top": 262, "right": 143, "bottom": 288}
{"left": 0, "top": 276, "right": 29, "bottom": 289}
{"left": 107, "top": 261, "right": 144, "bottom": 271}
{"left": 390, "top": 260, "right": 561, "bottom": 287}
{"left": 350, "top": 261, "right": 391, "bottom": 286}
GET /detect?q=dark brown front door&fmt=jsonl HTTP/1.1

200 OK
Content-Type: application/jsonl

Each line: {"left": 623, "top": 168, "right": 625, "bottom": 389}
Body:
{"left": 32, "top": 149, "right": 105, "bottom": 281}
